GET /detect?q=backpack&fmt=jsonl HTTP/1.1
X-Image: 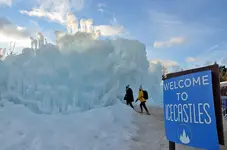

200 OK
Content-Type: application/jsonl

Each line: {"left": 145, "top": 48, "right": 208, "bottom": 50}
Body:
{"left": 124, "top": 94, "right": 127, "bottom": 100}
{"left": 143, "top": 90, "right": 148, "bottom": 100}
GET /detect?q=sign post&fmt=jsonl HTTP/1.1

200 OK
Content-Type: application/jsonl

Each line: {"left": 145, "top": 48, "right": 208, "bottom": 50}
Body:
{"left": 169, "top": 141, "right": 175, "bottom": 150}
{"left": 162, "top": 64, "right": 224, "bottom": 150}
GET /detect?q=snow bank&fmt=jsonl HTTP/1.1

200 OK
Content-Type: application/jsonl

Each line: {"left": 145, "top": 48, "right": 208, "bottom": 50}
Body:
{"left": 0, "top": 32, "right": 163, "bottom": 114}
{"left": 0, "top": 101, "right": 137, "bottom": 150}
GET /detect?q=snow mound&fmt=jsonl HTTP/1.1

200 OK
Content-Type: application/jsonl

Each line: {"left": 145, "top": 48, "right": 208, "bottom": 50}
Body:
{"left": 0, "top": 32, "right": 163, "bottom": 114}
{"left": 0, "top": 101, "right": 138, "bottom": 150}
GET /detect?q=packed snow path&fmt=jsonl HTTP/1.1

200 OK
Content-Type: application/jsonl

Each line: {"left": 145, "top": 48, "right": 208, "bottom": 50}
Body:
{"left": 130, "top": 106, "right": 227, "bottom": 150}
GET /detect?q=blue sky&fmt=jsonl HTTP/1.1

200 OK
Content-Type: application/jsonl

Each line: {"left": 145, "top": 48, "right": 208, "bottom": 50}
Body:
{"left": 1, "top": 0, "right": 227, "bottom": 70}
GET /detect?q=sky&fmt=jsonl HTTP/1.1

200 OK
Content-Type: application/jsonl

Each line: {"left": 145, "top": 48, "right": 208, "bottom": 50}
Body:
{"left": 0, "top": 0, "right": 227, "bottom": 70}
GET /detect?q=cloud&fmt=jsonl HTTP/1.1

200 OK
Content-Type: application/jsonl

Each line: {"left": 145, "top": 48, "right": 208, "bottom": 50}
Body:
{"left": 0, "top": 17, "right": 31, "bottom": 39}
{"left": 0, "top": 0, "right": 13, "bottom": 6}
{"left": 186, "top": 57, "right": 199, "bottom": 63}
{"left": 38, "top": 0, "right": 84, "bottom": 12}
{"left": 94, "top": 14, "right": 124, "bottom": 36}
{"left": 150, "top": 58, "right": 183, "bottom": 73}
{"left": 153, "top": 37, "right": 186, "bottom": 48}
{"left": 65, "top": 11, "right": 124, "bottom": 37}
{"left": 20, "top": 0, "right": 124, "bottom": 37}
{"left": 0, "top": 17, "right": 35, "bottom": 52}
{"left": 193, "top": 44, "right": 223, "bottom": 63}
{"left": 17, "top": 26, "right": 25, "bottom": 31}
{"left": 148, "top": 10, "right": 215, "bottom": 42}
{"left": 0, "top": 34, "right": 30, "bottom": 48}
{"left": 208, "top": 44, "right": 219, "bottom": 50}
{"left": 20, "top": 0, "right": 85, "bottom": 24}
{"left": 0, "top": 18, "right": 53, "bottom": 53}
{"left": 71, "top": 0, "right": 85, "bottom": 11}
{"left": 98, "top": 8, "right": 104, "bottom": 13}
{"left": 95, "top": 25, "right": 124, "bottom": 36}
{"left": 20, "top": 9, "right": 65, "bottom": 24}
{"left": 150, "top": 59, "right": 179, "bottom": 68}
{"left": 97, "top": 3, "right": 107, "bottom": 8}
{"left": 149, "top": 11, "right": 182, "bottom": 26}
{"left": 97, "top": 3, "right": 107, "bottom": 13}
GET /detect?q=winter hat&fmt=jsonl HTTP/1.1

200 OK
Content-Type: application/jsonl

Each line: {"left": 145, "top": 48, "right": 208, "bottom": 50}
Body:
{"left": 126, "top": 85, "right": 130, "bottom": 89}
{"left": 139, "top": 85, "right": 143, "bottom": 89}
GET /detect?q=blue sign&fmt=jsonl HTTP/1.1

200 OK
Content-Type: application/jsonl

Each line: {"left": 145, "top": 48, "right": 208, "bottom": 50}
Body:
{"left": 163, "top": 70, "right": 219, "bottom": 150}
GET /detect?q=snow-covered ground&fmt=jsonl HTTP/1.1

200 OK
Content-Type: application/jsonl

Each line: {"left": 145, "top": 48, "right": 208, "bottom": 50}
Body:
{"left": 0, "top": 101, "right": 138, "bottom": 150}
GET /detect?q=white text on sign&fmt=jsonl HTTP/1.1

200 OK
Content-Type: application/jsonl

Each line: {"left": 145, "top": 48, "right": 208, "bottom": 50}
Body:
{"left": 164, "top": 75, "right": 212, "bottom": 125}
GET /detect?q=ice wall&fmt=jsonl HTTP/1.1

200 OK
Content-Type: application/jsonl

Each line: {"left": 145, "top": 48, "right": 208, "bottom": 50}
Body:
{"left": 148, "top": 62, "right": 163, "bottom": 106}
{"left": 0, "top": 32, "right": 163, "bottom": 114}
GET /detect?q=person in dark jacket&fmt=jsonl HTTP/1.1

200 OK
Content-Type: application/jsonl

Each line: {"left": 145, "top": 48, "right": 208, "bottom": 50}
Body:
{"left": 124, "top": 85, "right": 134, "bottom": 109}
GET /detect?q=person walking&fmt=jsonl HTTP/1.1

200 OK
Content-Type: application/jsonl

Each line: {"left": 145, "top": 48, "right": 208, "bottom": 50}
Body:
{"left": 124, "top": 85, "right": 135, "bottom": 109}
{"left": 136, "top": 85, "right": 150, "bottom": 115}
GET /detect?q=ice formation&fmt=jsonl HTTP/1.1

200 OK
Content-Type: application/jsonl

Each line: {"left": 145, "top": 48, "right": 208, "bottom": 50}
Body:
{"left": 179, "top": 129, "right": 190, "bottom": 144}
{"left": 0, "top": 32, "right": 163, "bottom": 114}
{"left": 66, "top": 12, "right": 102, "bottom": 39}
